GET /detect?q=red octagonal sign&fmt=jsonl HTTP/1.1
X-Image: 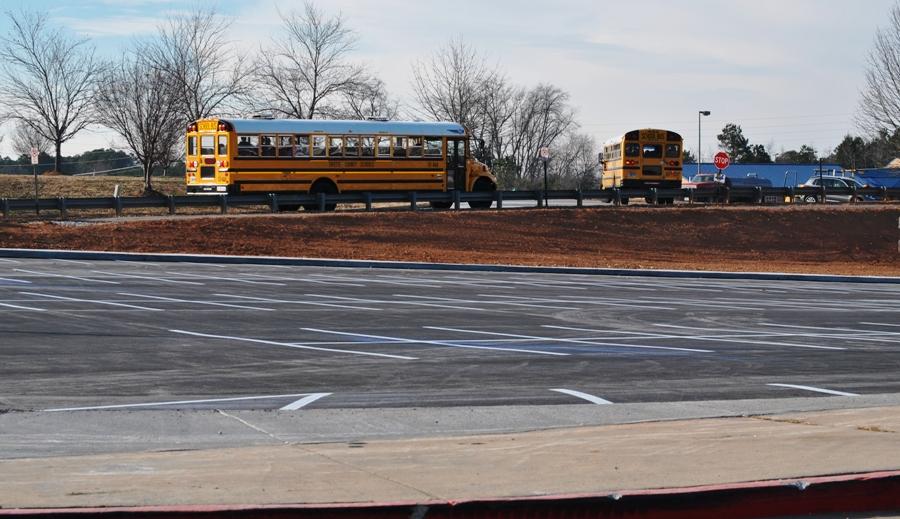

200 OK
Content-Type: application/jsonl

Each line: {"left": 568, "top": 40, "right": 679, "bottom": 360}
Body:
{"left": 714, "top": 151, "right": 730, "bottom": 170}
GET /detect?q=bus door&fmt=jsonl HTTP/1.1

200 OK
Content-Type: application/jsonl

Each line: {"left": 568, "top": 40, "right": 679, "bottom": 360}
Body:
{"left": 447, "top": 139, "right": 466, "bottom": 190}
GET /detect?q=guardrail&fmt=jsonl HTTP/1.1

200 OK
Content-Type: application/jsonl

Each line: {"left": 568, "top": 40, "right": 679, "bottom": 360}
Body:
{"left": 1, "top": 185, "right": 898, "bottom": 218}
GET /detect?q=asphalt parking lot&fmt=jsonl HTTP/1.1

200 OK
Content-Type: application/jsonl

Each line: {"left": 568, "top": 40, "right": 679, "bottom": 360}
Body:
{"left": 2, "top": 256, "right": 899, "bottom": 414}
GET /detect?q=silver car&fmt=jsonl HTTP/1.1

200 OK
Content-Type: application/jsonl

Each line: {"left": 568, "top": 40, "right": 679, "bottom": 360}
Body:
{"left": 797, "top": 176, "right": 874, "bottom": 203}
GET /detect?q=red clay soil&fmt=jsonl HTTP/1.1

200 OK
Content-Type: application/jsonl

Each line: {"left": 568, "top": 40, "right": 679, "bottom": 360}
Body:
{"left": 0, "top": 205, "right": 898, "bottom": 276}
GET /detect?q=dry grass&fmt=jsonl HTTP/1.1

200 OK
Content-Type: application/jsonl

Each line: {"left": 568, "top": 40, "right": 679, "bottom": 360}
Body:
{"left": 0, "top": 174, "right": 185, "bottom": 199}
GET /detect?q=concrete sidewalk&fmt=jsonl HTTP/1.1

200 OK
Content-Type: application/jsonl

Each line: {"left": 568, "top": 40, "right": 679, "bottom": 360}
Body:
{"left": 2, "top": 406, "right": 900, "bottom": 510}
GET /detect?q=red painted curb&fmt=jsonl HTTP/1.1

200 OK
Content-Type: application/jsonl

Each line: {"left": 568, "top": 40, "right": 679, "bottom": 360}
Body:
{"left": 3, "top": 470, "right": 900, "bottom": 518}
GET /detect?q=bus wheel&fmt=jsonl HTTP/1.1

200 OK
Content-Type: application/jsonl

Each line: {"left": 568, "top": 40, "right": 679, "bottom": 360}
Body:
{"left": 429, "top": 201, "right": 453, "bottom": 210}
{"left": 305, "top": 180, "right": 338, "bottom": 211}
{"left": 620, "top": 197, "right": 629, "bottom": 205}
{"left": 467, "top": 178, "right": 495, "bottom": 209}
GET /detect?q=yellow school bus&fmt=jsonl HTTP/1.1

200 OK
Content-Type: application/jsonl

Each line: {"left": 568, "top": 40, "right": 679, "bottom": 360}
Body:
{"left": 185, "top": 118, "right": 497, "bottom": 210}
{"left": 600, "top": 129, "right": 683, "bottom": 204}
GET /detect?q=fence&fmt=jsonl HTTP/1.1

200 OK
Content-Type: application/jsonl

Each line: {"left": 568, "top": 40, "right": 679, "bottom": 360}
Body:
{"left": 2, "top": 185, "right": 899, "bottom": 218}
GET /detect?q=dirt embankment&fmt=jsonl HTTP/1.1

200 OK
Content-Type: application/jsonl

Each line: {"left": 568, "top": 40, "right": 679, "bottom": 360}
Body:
{"left": 0, "top": 205, "right": 897, "bottom": 276}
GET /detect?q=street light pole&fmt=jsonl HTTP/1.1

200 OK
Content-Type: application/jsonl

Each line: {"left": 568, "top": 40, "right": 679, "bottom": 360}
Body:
{"left": 698, "top": 111, "right": 710, "bottom": 177}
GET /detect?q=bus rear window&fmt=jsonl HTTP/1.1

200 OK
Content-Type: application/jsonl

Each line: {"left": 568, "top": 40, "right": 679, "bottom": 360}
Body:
{"left": 217, "top": 135, "right": 227, "bottom": 156}
{"left": 642, "top": 144, "right": 662, "bottom": 158}
{"left": 187, "top": 136, "right": 197, "bottom": 156}
{"left": 665, "top": 144, "right": 681, "bottom": 158}
{"left": 625, "top": 143, "right": 640, "bottom": 157}
{"left": 200, "top": 135, "right": 214, "bottom": 155}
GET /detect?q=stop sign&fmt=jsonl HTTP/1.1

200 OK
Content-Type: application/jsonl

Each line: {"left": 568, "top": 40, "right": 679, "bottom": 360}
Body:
{"left": 714, "top": 151, "right": 730, "bottom": 170}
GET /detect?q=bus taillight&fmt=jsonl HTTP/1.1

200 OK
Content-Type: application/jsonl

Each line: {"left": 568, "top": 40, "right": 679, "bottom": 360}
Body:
{"left": 187, "top": 123, "right": 197, "bottom": 132}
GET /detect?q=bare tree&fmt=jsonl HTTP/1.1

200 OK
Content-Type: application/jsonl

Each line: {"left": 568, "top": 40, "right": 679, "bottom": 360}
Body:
{"left": 0, "top": 10, "right": 101, "bottom": 172}
{"left": 146, "top": 7, "right": 251, "bottom": 122}
{"left": 94, "top": 49, "right": 183, "bottom": 192}
{"left": 255, "top": 2, "right": 367, "bottom": 119}
{"left": 860, "top": 2, "right": 900, "bottom": 136}
{"left": 504, "top": 85, "right": 577, "bottom": 188}
{"left": 11, "top": 120, "right": 52, "bottom": 158}
{"left": 548, "top": 133, "right": 599, "bottom": 190}
{"left": 335, "top": 77, "right": 400, "bottom": 120}
{"left": 411, "top": 38, "right": 494, "bottom": 132}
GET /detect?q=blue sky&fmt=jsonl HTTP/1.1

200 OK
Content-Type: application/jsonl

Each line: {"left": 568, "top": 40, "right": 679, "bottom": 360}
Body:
{"left": 0, "top": 0, "right": 895, "bottom": 160}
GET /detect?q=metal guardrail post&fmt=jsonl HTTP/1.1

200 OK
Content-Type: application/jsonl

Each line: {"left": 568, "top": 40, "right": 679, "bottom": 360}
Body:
{"left": 453, "top": 190, "right": 461, "bottom": 210}
{"left": 364, "top": 192, "right": 373, "bottom": 211}
{"left": 688, "top": 189, "right": 695, "bottom": 206}
{"left": 881, "top": 186, "right": 888, "bottom": 203}
{"left": 723, "top": 186, "right": 731, "bottom": 205}
{"left": 268, "top": 193, "right": 279, "bottom": 213}
{"left": 755, "top": 186, "right": 763, "bottom": 205}
{"left": 1, "top": 198, "right": 8, "bottom": 219}
{"left": 114, "top": 196, "right": 123, "bottom": 217}
{"left": 820, "top": 185, "right": 827, "bottom": 204}
{"left": 167, "top": 195, "right": 176, "bottom": 215}
{"left": 850, "top": 184, "right": 858, "bottom": 203}
{"left": 219, "top": 195, "right": 228, "bottom": 214}
{"left": 576, "top": 190, "right": 583, "bottom": 208}
{"left": 496, "top": 190, "right": 503, "bottom": 210}
{"left": 57, "top": 197, "right": 67, "bottom": 218}
{"left": 410, "top": 191, "right": 418, "bottom": 211}
{"left": 650, "top": 187, "right": 658, "bottom": 205}
{"left": 317, "top": 192, "right": 326, "bottom": 212}
{"left": 613, "top": 188, "right": 621, "bottom": 206}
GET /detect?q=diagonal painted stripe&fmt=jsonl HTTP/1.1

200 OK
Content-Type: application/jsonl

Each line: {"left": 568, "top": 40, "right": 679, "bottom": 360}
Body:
{"left": 0, "top": 302, "right": 45, "bottom": 311}
{"left": 425, "top": 326, "right": 713, "bottom": 353}
{"left": 170, "top": 329, "right": 416, "bottom": 360}
{"left": 280, "top": 392, "right": 331, "bottom": 410}
{"left": 0, "top": 277, "right": 30, "bottom": 284}
{"left": 14, "top": 268, "right": 120, "bottom": 285}
{"left": 118, "top": 292, "right": 275, "bottom": 311}
{"left": 302, "top": 328, "right": 569, "bottom": 356}
{"left": 551, "top": 388, "right": 613, "bottom": 405}
{"left": 20, "top": 292, "right": 163, "bottom": 312}
{"left": 767, "top": 383, "right": 859, "bottom": 397}
{"left": 44, "top": 393, "right": 322, "bottom": 412}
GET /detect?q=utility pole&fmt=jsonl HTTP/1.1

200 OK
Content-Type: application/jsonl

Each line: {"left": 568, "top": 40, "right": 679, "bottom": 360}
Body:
{"left": 698, "top": 111, "right": 711, "bottom": 177}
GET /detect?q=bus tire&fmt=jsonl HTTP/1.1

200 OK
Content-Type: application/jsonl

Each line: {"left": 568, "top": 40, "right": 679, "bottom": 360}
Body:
{"left": 429, "top": 201, "right": 453, "bottom": 210}
{"left": 620, "top": 197, "right": 629, "bottom": 205}
{"left": 305, "top": 179, "right": 338, "bottom": 211}
{"left": 467, "top": 178, "right": 495, "bottom": 209}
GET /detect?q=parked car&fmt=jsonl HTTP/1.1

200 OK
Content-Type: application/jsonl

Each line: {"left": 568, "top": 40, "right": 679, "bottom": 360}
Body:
{"left": 685, "top": 172, "right": 773, "bottom": 203}
{"left": 797, "top": 175, "right": 876, "bottom": 203}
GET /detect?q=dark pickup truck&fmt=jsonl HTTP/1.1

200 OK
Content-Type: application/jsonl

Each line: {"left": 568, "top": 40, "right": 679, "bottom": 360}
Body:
{"left": 684, "top": 173, "right": 773, "bottom": 203}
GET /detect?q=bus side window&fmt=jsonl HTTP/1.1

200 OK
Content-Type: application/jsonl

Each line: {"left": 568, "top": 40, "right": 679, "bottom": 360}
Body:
{"left": 260, "top": 135, "right": 276, "bottom": 157}
{"left": 360, "top": 137, "right": 374, "bottom": 157}
{"left": 408, "top": 137, "right": 424, "bottom": 158}
{"left": 312, "top": 136, "right": 326, "bottom": 157}
{"left": 625, "top": 143, "right": 640, "bottom": 157}
{"left": 393, "top": 137, "right": 407, "bottom": 157}
{"left": 665, "top": 144, "right": 680, "bottom": 158}
{"left": 345, "top": 137, "right": 359, "bottom": 157}
{"left": 217, "top": 135, "right": 227, "bottom": 156}
{"left": 295, "top": 135, "right": 310, "bottom": 157}
{"left": 376, "top": 136, "right": 391, "bottom": 157}
{"left": 238, "top": 135, "right": 259, "bottom": 157}
{"left": 329, "top": 136, "right": 344, "bottom": 157}
{"left": 187, "top": 136, "right": 197, "bottom": 156}
{"left": 277, "top": 135, "right": 293, "bottom": 157}
{"left": 425, "top": 138, "right": 442, "bottom": 157}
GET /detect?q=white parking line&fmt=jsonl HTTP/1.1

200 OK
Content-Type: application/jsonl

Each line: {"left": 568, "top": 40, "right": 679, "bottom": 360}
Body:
{"left": 14, "top": 268, "right": 120, "bottom": 285}
{"left": 167, "top": 272, "right": 286, "bottom": 286}
{"left": 53, "top": 259, "right": 94, "bottom": 266}
{"left": 217, "top": 294, "right": 382, "bottom": 311}
{"left": 170, "top": 329, "right": 416, "bottom": 360}
{"left": 44, "top": 393, "right": 325, "bottom": 412}
{"left": 0, "top": 258, "right": 21, "bottom": 263}
{"left": 424, "top": 327, "right": 713, "bottom": 353}
{"left": 313, "top": 294, "right": 489, "bottom": 312}
{"left": 767, "top": 384, "right": 859, "bottom": 397}
{"left": 0, "top": 302, "right": 46, "bottom": 311}
{"left": 490, "top": 294, "right": 674, "bottom": 310}
{"left": 761, "top": 322, "right": 900, "bottom": 338}
{"left": 0, "top": 277, "right": 30, "bottom": 284}
{"left": 652, "top": 324, "right": 846, "bottom": 351}
{"left": 397, "top": 294, "right": 581, "bottom": 311}
{"left": 280, "top": 392, "right": 332, "bottom": 410}
{"left": 92, "top": 270, "right": 205, "bottom": 285}
{"left": 238, "top": 273, "right": 365, "bottom": 287}
{"left": 20, "top": 292, "right": 163, "bottom": 311}
{"left": 861, "top": 322, "right": 900, "bottom": 328}
{"left": 310, "top": 274, "right": 441, "bottom": 288}
{"left": 550, "top": 388, "right": 613, "bottom": 405}
{"left": 302, "top": 328, "right": 569, "bottom": 356}
{"left": 118, "top": 293, "right": 276, "bottom": 311}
